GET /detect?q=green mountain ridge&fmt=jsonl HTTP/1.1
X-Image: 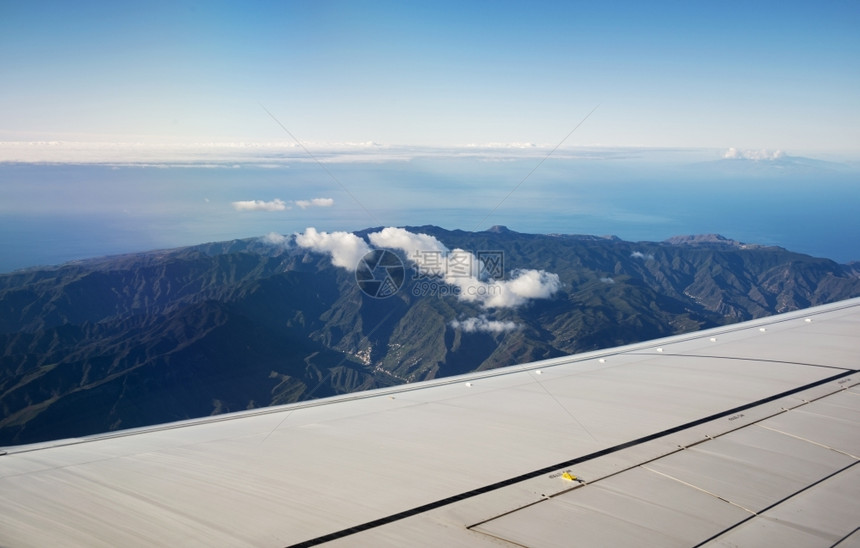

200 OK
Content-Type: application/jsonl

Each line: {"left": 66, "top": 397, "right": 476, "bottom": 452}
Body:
{"left": 2, "top": 226, "right": 859, "bottom": 446}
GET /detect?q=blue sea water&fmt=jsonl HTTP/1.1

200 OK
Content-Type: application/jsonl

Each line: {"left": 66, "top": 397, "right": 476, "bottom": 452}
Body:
{"left": 1, "top": 157, "right": 858, "bottom": 273}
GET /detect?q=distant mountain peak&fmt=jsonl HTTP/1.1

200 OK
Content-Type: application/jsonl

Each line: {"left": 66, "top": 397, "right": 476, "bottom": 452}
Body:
{"left": 485, "top": 225, "right": 515, "bottom": 234}
{"left": 664, "top": 234, "right": 746, "bottom": 247}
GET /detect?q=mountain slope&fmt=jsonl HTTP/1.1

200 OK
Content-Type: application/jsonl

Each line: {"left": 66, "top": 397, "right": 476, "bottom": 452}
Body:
{"left": 2, "top": 226, "right": 858, "bottom": 445}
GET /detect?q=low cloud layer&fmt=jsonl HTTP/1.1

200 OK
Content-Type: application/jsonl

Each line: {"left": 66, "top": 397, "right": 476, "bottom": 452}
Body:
{"left": 369, "top": 226, "right": 449, "bottom": 257}
{"left": 371, "top": 227, "right": 561, "bottom": 308}
{"left": 0, "top": 141, "right": 667, "bottom": 165}
{"left": 261, "top": 232, "right": 289, "bottom": 245}
{"left": 723, "top": 148, "right": 785, "bottom": 161}
{"left": 450, "top": 315, "right": 519, "bottom": 333}
{"left": 295, "top": 197, "right": 334, "bottom": 209}
{"left": 232, "top": 198, "right": 288, "bottom": 211}
{"left": 232, "top": 197, "right": 333, "bottom": 211}
{"left": 294, "top": 227, "right": 370, "bottom": 270}
{"left": 295, "top": 226, "right": 562, "bottom": 307}
{"left": 630, "top": 251, "right": 654, "bottom": 260}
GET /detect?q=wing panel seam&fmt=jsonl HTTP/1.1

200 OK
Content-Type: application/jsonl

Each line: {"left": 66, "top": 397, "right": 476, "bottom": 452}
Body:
{"left": 692, "top": 460, "right": 859, "bottom": 547}
{"left": 285, "top": 369, "right": 857, "bottom": 547}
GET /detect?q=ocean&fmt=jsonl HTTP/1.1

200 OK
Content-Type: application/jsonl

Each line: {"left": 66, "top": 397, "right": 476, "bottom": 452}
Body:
{"left": 1, "top": 156, "right": 858, "bottom": 272}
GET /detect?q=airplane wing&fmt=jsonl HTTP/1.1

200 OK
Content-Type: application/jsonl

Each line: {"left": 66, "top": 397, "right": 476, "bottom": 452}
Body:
{"left": 1, "top": 297, "right": 858, "bottom": 547}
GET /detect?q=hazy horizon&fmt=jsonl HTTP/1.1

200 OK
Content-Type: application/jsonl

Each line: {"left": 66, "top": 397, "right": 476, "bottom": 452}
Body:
{"left": 2, "top": 148, "right": 859, "bottom": 272}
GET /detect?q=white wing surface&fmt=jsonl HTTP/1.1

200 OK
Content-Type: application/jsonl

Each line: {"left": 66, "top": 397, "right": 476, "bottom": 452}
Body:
{"left": 1, "top": 298, "right": 858, "bottom": 547}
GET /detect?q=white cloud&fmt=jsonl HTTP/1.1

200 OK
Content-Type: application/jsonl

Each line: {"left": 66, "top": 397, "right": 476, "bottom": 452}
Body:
{"left": 723, "top": 147, "right": 785, "bottom": 161}
{"left": 233, "top": 197, "right": 333, "bottom": 211}
{"left": 261, "top": 232, "right": 289, "bottom": 245}
{"left": 600, "top": 277, "right": 615, "bottom": 284}
{"left": 465, "top": 142, "right": 538, "bottom": 149}
{"left": 368, "top": 227, "right": 449, "bottom": 257}
{"left": 369, "top": 227, "right": 561, "bottom": 308}
{"left": 294, "top": 227, "right": 370, "bottom": 271}
{"left": 295, "top": 197, "right": 334, "bottom": 209}
{"left": 467, "top": 269, "right": 562, "bottom": 308}
{"left": 232, "top": 198, "right": 289, "bottom": 211}
{"left": 297, "top": 226, "right": 562, "bottom": 306}
{"left": 630, "top": 251, "right": 654, "bottom": 260}
{"left": 450, "top": 315, "right": 519, "bottom": 333}
{"left": 502, "top": 269, "right": 560, "bottom": 299}
{"left": 0, "top": 140, "right": 699, "bottom": 166}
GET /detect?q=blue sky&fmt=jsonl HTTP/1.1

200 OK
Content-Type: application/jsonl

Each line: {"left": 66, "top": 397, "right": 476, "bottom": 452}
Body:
{"left": 1, "top": 1, "right": 859, "bottom": 271}
{"left": 1, "top": 0, "right": 858, "bottom": 154}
